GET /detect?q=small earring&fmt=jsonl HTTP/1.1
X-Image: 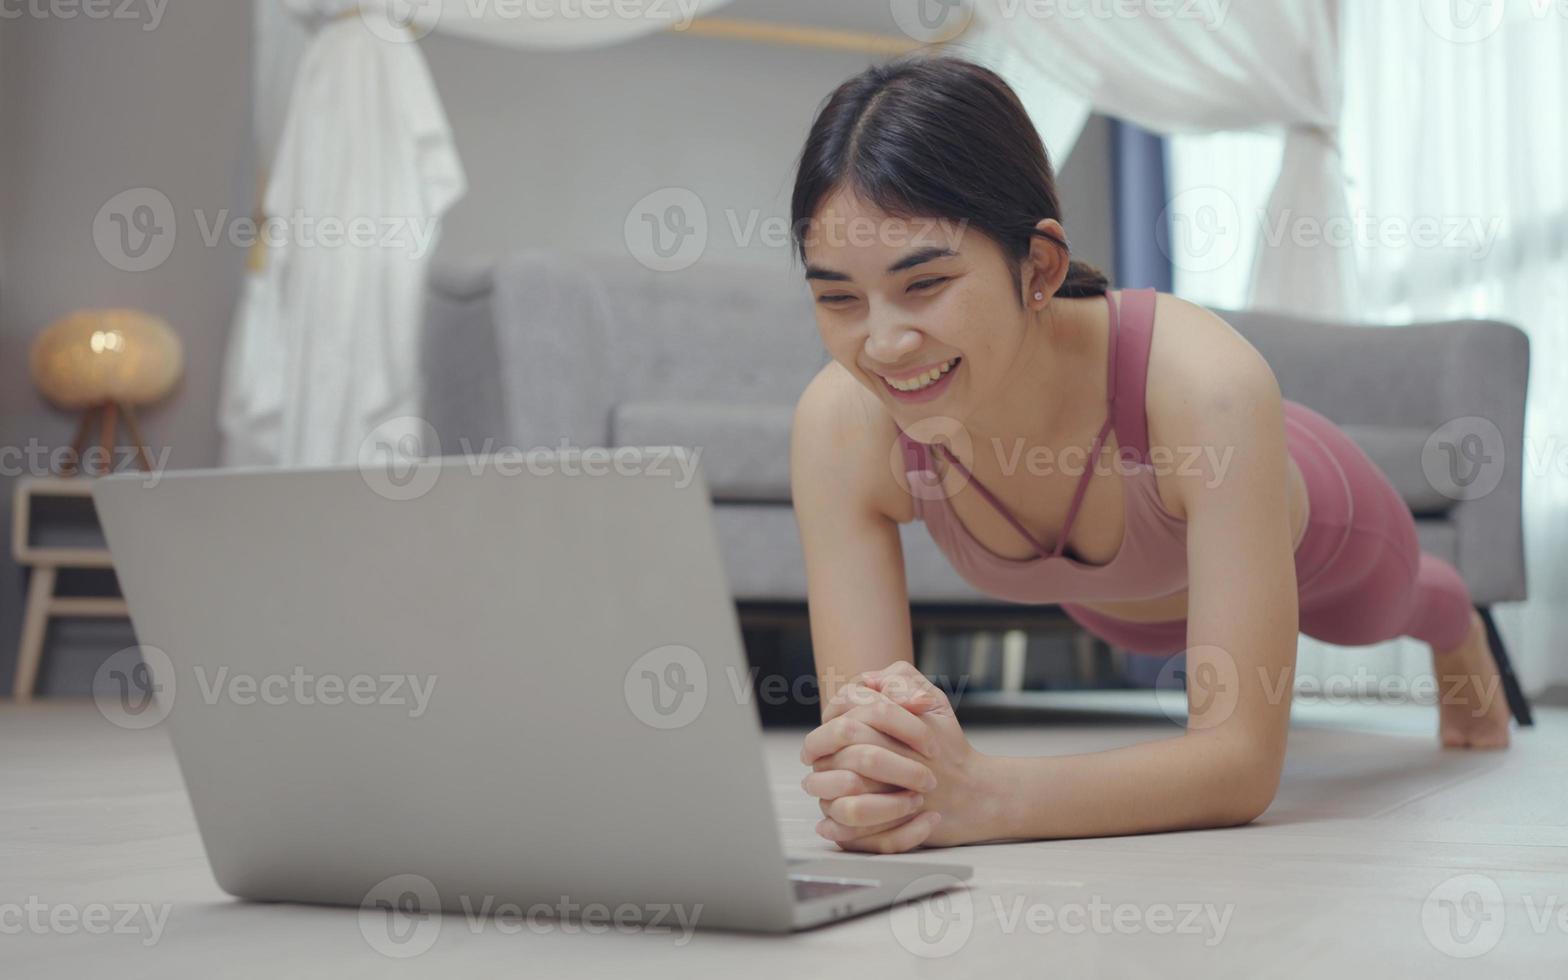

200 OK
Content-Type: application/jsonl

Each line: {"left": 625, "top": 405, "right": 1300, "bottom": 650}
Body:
{"left": 1033, "top": 291, "right": 1043, "bottom": 300}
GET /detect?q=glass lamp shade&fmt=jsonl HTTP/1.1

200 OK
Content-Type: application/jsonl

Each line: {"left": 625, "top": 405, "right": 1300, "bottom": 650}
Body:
{"left": 30, "top": 308, "right": 183, "bottom": 410}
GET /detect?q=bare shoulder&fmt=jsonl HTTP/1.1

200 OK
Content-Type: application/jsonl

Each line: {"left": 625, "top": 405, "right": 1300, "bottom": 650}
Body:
{"left": 1145, "top": 293, "right": 1287, "bottom": 514}
{"left": 790, "top": 361, "right": 913, "bottom": 525}
{"left": 1146, "top": 292, "right": 1282, "bottom": 418}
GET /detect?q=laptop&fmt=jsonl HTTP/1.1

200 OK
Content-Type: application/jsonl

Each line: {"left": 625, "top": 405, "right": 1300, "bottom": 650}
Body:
{"left": 91, "top": 446, "right": 971, "bottom": 933}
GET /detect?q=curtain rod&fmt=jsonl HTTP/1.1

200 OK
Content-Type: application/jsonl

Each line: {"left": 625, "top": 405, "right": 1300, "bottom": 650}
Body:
{"left": 671, "top": 17, "right": 956, "bottom": 56}
{"left": 331, "top": 10, "right": 956, "bottom": 56}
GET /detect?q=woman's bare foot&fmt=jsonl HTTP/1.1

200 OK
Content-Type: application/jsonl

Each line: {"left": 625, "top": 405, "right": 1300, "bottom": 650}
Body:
{"left": 1431, "top": 609, "right": 1512, "bottom": 749}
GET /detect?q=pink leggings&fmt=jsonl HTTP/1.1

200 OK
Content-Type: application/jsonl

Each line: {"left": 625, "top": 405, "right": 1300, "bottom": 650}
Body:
{"left": 1061, "top": 401, "right": 1476, "bottom": 655}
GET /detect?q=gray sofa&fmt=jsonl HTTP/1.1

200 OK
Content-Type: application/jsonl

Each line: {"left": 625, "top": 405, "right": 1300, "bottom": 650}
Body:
{"left": 420, "top": 248, "right": 1533, "bottom": 723}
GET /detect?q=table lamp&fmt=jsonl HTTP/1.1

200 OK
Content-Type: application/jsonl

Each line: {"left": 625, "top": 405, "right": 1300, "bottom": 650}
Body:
{"left": 30, "top": 308, "right": 183, "bottom": 476}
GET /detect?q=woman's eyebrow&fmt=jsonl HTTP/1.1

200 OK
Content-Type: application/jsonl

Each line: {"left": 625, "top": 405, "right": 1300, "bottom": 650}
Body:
{"left": 804, "top": 246, "right": 958, "bottom": 282}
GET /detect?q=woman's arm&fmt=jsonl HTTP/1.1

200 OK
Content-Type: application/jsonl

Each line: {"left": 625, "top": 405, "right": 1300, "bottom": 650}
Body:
{"left": 985, "top": 348, "right": 1301, "bottom": 838}
{"left": 790, "top": 366, "right": 922, "bottom": 715}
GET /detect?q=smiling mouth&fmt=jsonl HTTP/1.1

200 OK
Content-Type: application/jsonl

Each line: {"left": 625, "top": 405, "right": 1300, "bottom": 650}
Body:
{"left": 881, "top": 356, "right": 961, "bottom": 393}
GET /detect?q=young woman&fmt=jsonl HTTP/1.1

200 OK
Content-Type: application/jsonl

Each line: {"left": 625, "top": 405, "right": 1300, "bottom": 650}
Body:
{"left": 787, "top": 55, "right": 1513, "bottom": 855}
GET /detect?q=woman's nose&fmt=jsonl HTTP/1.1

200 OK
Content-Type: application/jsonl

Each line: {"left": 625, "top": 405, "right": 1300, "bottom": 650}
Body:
{"left": 863, "top": 317, "right": 922, "bottom": 364}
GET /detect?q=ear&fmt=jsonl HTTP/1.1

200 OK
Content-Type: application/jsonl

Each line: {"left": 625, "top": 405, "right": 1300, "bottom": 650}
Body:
{"left": 1021, "top": 217, "right": 1071, "bottom": 308}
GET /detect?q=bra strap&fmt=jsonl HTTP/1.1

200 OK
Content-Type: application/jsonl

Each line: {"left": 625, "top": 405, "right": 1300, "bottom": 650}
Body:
{"left": 895, "top": 425, "right": 932, "bottom": 474}
{"left": 1111, "top": 287, "right": 1156, "bottom": 465}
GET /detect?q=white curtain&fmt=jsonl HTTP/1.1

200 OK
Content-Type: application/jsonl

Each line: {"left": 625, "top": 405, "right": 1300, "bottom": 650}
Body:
{"left": 222, "top": 0, "right": 738, "bottom": 467}
{"left": 1169, "top": 6, "right": 1568, "bottom": 694}
{"left": 966, "top": 0, "right": 1353, "bottom": 318}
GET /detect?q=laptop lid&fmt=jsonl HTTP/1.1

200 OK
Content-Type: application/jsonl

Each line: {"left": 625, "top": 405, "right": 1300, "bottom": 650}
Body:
{"left": 91, "top": 448, "right": 797, "bottom": 931}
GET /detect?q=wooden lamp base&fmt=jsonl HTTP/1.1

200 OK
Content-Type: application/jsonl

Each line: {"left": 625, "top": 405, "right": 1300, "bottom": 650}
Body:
{"left": 55, "top": 401, "right": 155, "bottom": 477}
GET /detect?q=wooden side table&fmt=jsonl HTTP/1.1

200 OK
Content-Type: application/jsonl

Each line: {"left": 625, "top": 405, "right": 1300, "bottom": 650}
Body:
{"left": 11, "top": 476, "right": 128, "bottom": 702}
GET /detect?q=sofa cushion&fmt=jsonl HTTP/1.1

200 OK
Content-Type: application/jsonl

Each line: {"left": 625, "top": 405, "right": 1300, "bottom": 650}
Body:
{"left": 611, "top": 401, "right": 794, "bottom": 502}
{"left": 1339, "top": 424, "right": 1458, "bottom": 516}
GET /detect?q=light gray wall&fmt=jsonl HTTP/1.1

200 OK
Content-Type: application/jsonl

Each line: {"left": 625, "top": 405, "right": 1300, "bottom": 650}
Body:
{"left": 0, "top": 4, "right": 253, "bottom": 695}
{"left": 419, "top": 29, "right": 1117, "bottom": 284}
{"left": 0, "top": 13, "right": 1113, "bottom": 696}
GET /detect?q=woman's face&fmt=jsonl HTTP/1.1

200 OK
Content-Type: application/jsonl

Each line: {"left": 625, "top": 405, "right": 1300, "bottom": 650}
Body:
{"left": 802, "top": 187, "right": 1036, "bottom": 424}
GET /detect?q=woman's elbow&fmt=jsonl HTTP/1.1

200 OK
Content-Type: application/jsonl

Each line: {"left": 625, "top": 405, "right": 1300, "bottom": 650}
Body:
{"left": 1215, "top": 748, "right": 1284, "bottom": 826}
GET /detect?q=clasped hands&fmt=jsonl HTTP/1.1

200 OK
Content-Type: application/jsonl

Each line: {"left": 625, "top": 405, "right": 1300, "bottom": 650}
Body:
{"left": 798, "top": 661, "right": 999, "bottom": 853}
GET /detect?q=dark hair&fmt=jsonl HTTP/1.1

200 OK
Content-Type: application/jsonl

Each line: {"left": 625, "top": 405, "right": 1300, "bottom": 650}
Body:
{"left": 790, "top": 53, "right": 1109, "bottom": 301}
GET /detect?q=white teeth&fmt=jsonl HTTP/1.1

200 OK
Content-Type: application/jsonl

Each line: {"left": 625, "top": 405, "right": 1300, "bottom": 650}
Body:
{"left": 887, "top": 357, "right": 959, "bottom": 392}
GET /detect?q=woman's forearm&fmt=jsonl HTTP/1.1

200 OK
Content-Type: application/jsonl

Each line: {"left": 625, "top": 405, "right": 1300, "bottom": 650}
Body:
{"left": 970, "top": 731, "right": 1279, "bottom": 841}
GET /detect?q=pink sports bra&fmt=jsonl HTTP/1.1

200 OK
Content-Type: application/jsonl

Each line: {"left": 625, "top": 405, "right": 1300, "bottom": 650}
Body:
{"left": 894, "top": 287, "right": 1191, "bottom": 604}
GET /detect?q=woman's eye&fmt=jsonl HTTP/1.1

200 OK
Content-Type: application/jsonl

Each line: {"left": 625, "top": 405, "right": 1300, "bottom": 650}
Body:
{"left": 817, "top": 294, "right": 854, "bottom": 306}
{"left": 910, "top": 277, "right": 949, "bottom": 292}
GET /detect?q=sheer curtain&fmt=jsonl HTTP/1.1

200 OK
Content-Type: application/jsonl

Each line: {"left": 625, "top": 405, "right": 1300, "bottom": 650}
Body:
{"left": 1167, "top": 6, "right": 1568, "bottom": 693}
{"left": 225, "top": 0, "right": 740, "bottom": 467}
{"left": 964, "top": 0, "right": 1354, "bottom": 316}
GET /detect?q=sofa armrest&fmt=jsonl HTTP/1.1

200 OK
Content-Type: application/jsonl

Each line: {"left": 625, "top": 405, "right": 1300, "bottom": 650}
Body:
{"left": 1220, "top": 308, "right": 1530, "bottom": 604}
